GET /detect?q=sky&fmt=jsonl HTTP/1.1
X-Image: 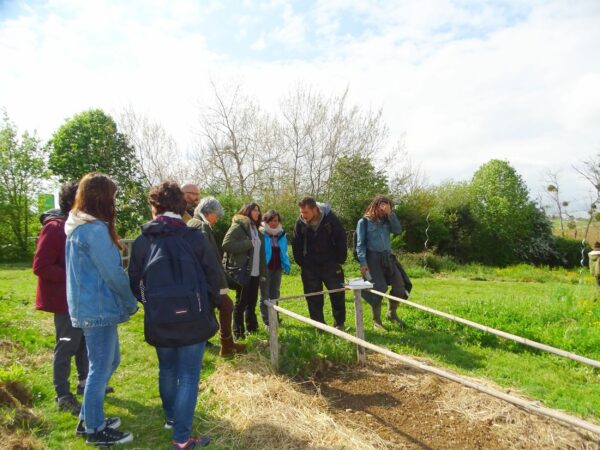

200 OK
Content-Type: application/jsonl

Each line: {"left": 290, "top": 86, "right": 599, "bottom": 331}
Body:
{"left": 1, "top": 0, "right": 600, "bottom": 215}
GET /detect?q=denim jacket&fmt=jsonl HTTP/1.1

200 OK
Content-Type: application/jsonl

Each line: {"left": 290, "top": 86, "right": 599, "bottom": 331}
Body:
{"left": 66, "top": 219, "right": 138, "bottom": 328}
{"left": 355, "top": 213, "right": 402, "bottom": 265}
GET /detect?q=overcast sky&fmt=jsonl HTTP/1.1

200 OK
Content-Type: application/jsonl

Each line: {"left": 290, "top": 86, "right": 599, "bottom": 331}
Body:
{"left": 1, "top": 0, "right": 599, "bottom": 214}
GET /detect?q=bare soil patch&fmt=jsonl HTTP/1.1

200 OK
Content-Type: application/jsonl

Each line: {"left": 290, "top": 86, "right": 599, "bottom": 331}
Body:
{"left": 206, "top": 349, "right": 599, "bottom": 449}
{"left": 306, "top": 354, "right": 600, "bottom": 450}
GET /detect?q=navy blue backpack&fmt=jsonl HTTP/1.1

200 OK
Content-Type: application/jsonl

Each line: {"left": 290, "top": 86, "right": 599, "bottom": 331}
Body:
{"left": 140, "top": 230, "right": 209, "bottom": 325}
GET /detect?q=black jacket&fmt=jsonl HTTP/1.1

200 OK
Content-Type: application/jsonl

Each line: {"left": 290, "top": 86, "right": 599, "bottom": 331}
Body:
{"left": 292, "top": 204, "right": 347, "bottom": 268}
{"left": 128, "top": 217, "right": 220, "bottom": 347}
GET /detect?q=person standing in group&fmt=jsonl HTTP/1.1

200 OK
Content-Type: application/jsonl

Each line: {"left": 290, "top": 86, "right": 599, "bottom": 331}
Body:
{"left": 65, "top": 173, "right": 138, "bottom": 446}
{"left": 188, "top": 196, "right": 247, "bottom": 356}
{"left": 222, "top": 203, "right": 266, "bottom": 339}
{"left": 33, "top": 181, "right": 88, "bottom": 415}
{"left": 128, "top": 182, "right": 220, "bottom": 449}
{"left": 181, "top": 183, "right": 200, "bottom": 223}
{"left": 259, "top": 209, "right": 290, "bottom": 327}
{"left": 292, "top": 197, "right": 347, "bottom": 330}
{"left": 355, "top": 195, "right": 407, "bottom": 330}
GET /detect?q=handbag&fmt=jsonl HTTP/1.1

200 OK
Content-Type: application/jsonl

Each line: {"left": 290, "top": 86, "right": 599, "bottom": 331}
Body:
{"left": 224, "top": 252, "right": 251, "bottom": 289}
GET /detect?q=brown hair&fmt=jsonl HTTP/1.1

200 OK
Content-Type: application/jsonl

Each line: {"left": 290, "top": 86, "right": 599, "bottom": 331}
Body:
{"left": 263, "top": 209, "right": 281, "bottom": 223}
{"left": 363, "top": 195, "right": 393, "bottom": 220}
{"left": 72, "top": 173, "right": 122, "bottom": 249}
{"left": 298, "top": 197, "right": 317, "bottom": 208}
{"left": 148, "top": 181, "right": 187, "bottom": 216}
{"left": 237, "top": 202, "right": 262, "bottom": 226}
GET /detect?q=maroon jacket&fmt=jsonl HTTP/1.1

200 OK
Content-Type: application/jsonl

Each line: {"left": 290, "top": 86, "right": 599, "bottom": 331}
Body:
{"left": 33, "top": 211, "right": 68, "bottom": 313}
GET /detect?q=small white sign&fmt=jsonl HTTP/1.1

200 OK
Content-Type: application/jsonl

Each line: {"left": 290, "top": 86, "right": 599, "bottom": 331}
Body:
{"left": 346, "top": 278, "right": 374, "bottom": 290}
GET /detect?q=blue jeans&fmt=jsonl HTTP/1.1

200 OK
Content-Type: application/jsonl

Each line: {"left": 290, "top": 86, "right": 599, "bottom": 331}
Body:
{"left": 156, "top": 342, "right": 206, "bottom": 443}
{"left": 80, "top": 325, "right": 120, "bottom": 433}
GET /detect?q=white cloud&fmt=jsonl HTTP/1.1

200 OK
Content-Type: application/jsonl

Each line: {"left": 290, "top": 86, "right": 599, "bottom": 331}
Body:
{"left": 1, "top": 0, "right": 599, "bottom": 208}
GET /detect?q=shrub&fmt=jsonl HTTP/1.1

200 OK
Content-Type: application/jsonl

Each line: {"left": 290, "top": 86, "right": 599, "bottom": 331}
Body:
{"left": 554, "top": 237, "right": 590, "bottom": 268}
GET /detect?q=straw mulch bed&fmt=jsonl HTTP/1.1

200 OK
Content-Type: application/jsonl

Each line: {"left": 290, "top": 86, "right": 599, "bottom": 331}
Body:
{"left": 204, "top": 352, "right": 389, "bottom": 449}
{"left": 204, "top": 351, "right": 599, "bottom": 449}
{"left": 309, "top": 354, "right": 600, "bottom": 450}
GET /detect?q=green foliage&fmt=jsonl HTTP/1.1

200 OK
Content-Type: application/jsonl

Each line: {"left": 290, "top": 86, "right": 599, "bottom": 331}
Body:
{"left": 515, "top": 204, "right": 559, "bottom": 265}
{"left": 0, "top": 112, "right": 47, "bottom": 260}
{"left": 48, "top": 109, "right": 135, "bottom": 182}
{"left": 400, "top": 252, "right": 459, "bottom": 273}
{"left": 554, "top": 237, "right": 589, "bottom": 268}
{"left": 395, "top": 188, "right": 452, "bottom": 254}
{"left": 48, "top": 109, "right": 142, "bottom": 234}
{"left": 469, "top": 160, "right": 529, "bottom": 264}
{"left": 327, "top": 155, "right": 388, "bottom": 230}
{"left": 469, "top": 160, "right": 556, "bottom": 266}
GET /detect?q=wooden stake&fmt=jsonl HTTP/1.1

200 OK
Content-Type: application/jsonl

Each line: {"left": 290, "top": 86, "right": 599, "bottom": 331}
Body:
{"left": 353, "top": 289, "right": 366, "bottom": 364}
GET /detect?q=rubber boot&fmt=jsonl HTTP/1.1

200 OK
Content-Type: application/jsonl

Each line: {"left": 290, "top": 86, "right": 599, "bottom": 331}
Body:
{"left": 220, "top": 335, "right": 247, "bottom": 357}
{"left": 372, "top": 303, "right": 386, "bottom": 331}
{"left": 386, "top": 300, "right": 406, "bottom": 329}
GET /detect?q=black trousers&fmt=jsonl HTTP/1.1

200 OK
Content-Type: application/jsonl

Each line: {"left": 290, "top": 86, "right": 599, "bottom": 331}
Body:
{"left": 361, "top": 251, "right": 407, "bottom": 308}
{"left": 233, "top": 275, "right": 260, "bottom": 338}
{"left": 300, "top": 263, "right": 346, "bottom": 327}
{"left": 53, "top": 312, "right": 88, "bottom": 398}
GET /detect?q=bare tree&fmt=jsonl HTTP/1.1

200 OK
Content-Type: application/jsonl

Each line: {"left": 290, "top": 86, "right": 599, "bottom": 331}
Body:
{"left": 544, "top": 170, "right": 569, "bottom": 237}
{"left": 384, "top": 138, "right": 426, "bottom": 199}
{"left": 574, "top": 155, "right": 600, "bottom": 242}
{"left": 278, "top": 84, "right": 388, "bottom": 199}
{"left": 193, "top": 82, "right": 277, "bottom": 197}
{"left": 117, "top": 106, "right": 187, "bottom": 186}
{"left": 193, "top": 83, "right": 395, "bottom": 201}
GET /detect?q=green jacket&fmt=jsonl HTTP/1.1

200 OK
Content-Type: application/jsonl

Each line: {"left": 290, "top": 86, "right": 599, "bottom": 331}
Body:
{"left": 188, "top": 213, "right": 229, "bottom": 292}
{"left": 222, "top": 214, "right": 267, "bottom": 278}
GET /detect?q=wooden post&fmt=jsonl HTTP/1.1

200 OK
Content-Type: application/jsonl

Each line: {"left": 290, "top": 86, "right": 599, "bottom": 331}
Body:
{"left": 353, "top": 289, "right": 366, "bottom": 364}
{"left": 268, "top": 301, "right": 280, "bottom": 371}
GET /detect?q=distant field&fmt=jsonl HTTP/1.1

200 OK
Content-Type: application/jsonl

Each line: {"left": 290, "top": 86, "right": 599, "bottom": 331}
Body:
{"left": 552, "top": 218, "right": 600, "bottom": 244}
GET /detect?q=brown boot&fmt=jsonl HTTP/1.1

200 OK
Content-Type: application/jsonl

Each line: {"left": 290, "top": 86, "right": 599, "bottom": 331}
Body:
{"left": 220, "top": 335, "right": 247, "bottom": 357}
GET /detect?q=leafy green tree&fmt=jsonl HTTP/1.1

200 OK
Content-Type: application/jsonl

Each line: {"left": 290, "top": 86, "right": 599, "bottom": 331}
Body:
{"left": 431, "top": 181, "right": 475, "bottom": 262}
{"left": 0, "top": 112, "right": 47, "bottom": 259}
{"left": 49, "top": 109, "right": 135, "bottom": 181}
{"left": 327, "top": 155, "right": 388, "bottom": 230}
{"left": 395, "top": 187, "right": 450, "bottom": 254}
{"left": 470, "top": 159, "right": 549, "bottom": 265}
{"left": 48, "top": 109, "right": 147, "bottom": 235}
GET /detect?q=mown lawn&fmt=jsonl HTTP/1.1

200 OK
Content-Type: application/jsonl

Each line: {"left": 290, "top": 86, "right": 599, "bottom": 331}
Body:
{"left": 1, "top": 260, "right": 599, "bottom": 448}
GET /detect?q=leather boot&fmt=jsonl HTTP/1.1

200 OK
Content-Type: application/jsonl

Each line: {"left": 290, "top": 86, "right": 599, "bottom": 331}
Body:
{"left": 371, "top": 303, "right": 386, "bottom": 331}
{"left": 220, "top": 335, "right": 247, "bottom": 357}
{"left": 386, "top": 300, "right": 406, "bottom": 328}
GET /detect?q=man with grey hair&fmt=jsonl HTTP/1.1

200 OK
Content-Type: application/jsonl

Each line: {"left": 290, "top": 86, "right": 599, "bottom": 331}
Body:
{"left": 188, "top": 196, "right": 246, "bottom": 356}
{"left": 181, "top": 183, "right": 200, "bottom": 223}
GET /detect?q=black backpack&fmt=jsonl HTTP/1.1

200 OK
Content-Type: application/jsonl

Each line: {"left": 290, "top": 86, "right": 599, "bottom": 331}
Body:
{"left": 140, "top": 230, "right": 209, "bottom": 325}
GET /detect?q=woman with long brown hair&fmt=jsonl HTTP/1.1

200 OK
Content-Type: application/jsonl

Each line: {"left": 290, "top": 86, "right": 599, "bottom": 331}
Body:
{"left": 65, "top": 173, "right": 138, "bottom": 447}
{"left": 355, "top": 195, "right": 407, "bottom": 330}
{"left": 222, "top": 202, "right": 267, "bottom": 339}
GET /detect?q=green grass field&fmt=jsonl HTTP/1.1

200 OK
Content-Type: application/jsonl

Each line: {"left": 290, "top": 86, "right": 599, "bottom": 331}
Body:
{"left": 1, "top": 259, "right": 599, "bottom": 448}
